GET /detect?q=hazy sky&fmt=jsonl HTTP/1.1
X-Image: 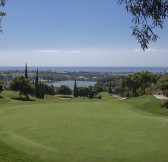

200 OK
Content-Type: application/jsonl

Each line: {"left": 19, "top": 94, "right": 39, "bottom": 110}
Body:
{"left": 0, "top": 0, "right": 168, "bottom": 67}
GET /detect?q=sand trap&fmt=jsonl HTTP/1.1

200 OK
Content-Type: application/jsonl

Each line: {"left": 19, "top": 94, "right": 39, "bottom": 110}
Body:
{"left": 154, "top": 95, "right": 168, "bottom": 100}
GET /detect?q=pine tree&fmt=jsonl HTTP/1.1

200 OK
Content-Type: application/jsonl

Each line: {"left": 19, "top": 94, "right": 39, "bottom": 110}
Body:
{"left": 35, "top": 68, "right": 39, "bottom": 98}
{"left": 41, "top": 82, "right": 45, "bottom": 99}
{"left": 39, "top": 82, "right": 42, "bottom": 99}
{"left": 109, "top": 83, "right": 112, "bottom": 95}
{"left": 25, "top": 63, "right": 28, "bottom": 78}
{"left": 73, "top": 80, "right": 78, "bottom": 97}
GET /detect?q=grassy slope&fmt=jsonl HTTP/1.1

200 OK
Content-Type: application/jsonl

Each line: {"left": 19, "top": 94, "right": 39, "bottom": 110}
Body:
{"left": 0, "top": 91, "right": 168, "bottom": 162}
{"left": 126, "top": 95, "right": 168, "bottom": 116}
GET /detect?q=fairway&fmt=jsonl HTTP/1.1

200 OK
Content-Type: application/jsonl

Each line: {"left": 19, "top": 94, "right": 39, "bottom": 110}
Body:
{"left": 0, "top": 92, "right": 168, "bottom": 162}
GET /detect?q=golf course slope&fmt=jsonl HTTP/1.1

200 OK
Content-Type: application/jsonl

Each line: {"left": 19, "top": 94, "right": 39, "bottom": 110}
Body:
{"left": 0, "top": 91, "right": 168, "bottom": 162}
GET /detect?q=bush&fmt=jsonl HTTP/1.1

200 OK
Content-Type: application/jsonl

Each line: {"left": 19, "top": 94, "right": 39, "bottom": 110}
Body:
{"left": 123, "top": 91, "right": 132, "bottom": 97}
{"left": 161, "top": 101, "right": 168, "bottom": 109}
{"left": 137, "top": 88, "right": 146, "bottom": 96}
{"left": 145, "top": 86, "right": 157, "bottom": 95}
{"left": 97, "top": 95, "right": 102, "bottom": 99}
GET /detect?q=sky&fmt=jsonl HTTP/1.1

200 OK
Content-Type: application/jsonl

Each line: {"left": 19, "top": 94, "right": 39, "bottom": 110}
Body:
{"left": 0, "top": 0, "right": 168, "bottom": 67}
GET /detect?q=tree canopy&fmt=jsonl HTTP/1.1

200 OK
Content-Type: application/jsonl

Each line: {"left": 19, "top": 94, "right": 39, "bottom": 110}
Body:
{"left": 0, "top": 0, "right": 6, "bottom": 32}
{"left": 43, "top": 84, "right": 55, "bottom": 96}
{"left": 118, "top": 0, "right": 168, "bottom": 50}
{"left": 58, "top": 85, "right": 72, "bottom": 97}
{"left": 122, "top": 71, "right": 158, "bottom": 96}
{"left": 0, "top": 0, "right": 5, "bottom": 6}
{"left": 10, "top": 76, "right": 35, "bottom": 98}
{"left": 157, "top": 74, "right": 168, "bottom": 96}
{"left": 77, "top": 87, "right": 89, "bottom": 98}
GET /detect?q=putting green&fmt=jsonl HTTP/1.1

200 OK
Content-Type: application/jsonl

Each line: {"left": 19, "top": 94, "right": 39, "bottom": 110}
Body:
{"left": 0, "top": 92, "right": 168, "bottom": 162}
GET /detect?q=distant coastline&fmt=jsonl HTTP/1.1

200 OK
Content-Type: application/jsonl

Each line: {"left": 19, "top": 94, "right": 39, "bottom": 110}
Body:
{"left": 0, "top": 66, "right": 168, "bottom": 73}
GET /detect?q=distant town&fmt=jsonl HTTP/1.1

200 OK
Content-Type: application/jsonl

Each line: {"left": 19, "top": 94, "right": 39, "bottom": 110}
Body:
{"left": 0, "top": 69, "right": 131, "bottom": 83}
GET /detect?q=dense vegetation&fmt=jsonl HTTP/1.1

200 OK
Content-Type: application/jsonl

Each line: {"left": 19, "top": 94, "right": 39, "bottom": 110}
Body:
{"left": 96, "top": 72, "right": 168, "bottom": 98}
{"left": 157, "top": 74, "right": 168, "bottom": 97}
{"left": 122, "top": 71, "right": 159, "bottom": 97}
{"left": 1, "top": 67, "right": 167, "bottom": 99}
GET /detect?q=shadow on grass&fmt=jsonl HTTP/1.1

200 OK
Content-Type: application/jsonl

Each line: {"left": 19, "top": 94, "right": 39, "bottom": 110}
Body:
{"left": 59, "top": 96, "right": 73, "bottom": 99}
{"left": 0, "top": 96, "right": 4, "bottom": 99}
{"left": 161, "top": 101, "right": 168, "bottom": 108}
{"left": 12, "top": 98, "right": 35, "bottom": 102}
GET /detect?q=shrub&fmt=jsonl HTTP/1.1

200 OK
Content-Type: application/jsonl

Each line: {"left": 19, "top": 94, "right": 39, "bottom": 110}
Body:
{"left": 97, "top": 95, "right": 102, "bottom": 99}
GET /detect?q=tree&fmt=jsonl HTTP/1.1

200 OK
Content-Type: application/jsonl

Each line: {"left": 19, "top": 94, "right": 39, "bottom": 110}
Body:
{"left": 41, "top": 82, "right": 45, "bottom": 99}
{"left": 0, "top": 80, "right": 3, "bottom": 93}
{"left": 0, "top": 0, "right": 5, "bottom": 7}
{"left": 88, "top": 86, "right": 94, "bottom": 99}
{"left": 157, "top": 74, "right": 168, "bottom": 96}
{"left": 0, "top": 0, "right": 6, "bottom": 32}
{"left": 34, "top": 68, "right": 55, "bottom": 99}
{"left": 140, "top": 71, "right": 158, "bottom": 89}
{"left": 77, "top": 87, "right": 89, "bottom": 98}
{"left": 122, "top": 73, "right": 142, "bottom": 96}
{"left": 92, "top": 86, "right": 103, "bottom": 93}
{"left": 118, "top": 0, "right": 168, "bottom": 50}
{"left": 10, "top": 76, "right": 35, "bottom": 98}
{"left": 25, "top": 63, "right": 28, "bottom": 79}
{"left": 122, "top": 72, "right": 159, "bottom": 96}
{"left": 43, "top": 84, "right": 55, "bottom": 95}
{"left": 73, "top": 80, "right": 78, "bottom": 97}
{"left": 35, "top": 69, "right": 39, "bottom": 98}
{"left": 39, "top": 82, "right": 45, "bottom": 99}
{"left": 108, "top": 83, "right": 112, "bottom": 95}
{"left": 58, "top": 85, "right": 72, "bottom": 97}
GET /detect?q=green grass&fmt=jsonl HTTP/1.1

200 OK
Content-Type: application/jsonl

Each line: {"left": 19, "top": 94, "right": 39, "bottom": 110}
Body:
{"left": 0, "top": 91, "right": 168, "bottom": 162}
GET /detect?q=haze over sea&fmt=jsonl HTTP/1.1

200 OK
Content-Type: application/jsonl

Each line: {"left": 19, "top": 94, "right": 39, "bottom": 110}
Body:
{"left": 0, "top": 67, "right": 168, "bottom": 73}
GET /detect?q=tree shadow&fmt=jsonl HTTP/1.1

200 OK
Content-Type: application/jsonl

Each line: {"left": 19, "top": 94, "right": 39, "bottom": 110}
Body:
{"left": 0, "top": 96, "right": 4, "bottom": 99}
{"left": 59, "top": 96, "right": 73, "bottom": 99}
{"left": 12, "top": 98, "right": 35, "bottom": 102}
{"left": 161, "top": 101, "right": 168, "bottom": 108}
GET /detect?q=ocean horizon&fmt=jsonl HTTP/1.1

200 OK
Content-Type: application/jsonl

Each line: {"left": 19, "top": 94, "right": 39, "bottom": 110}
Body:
{"left": 0, "top": 66, "right": 168, "bottom": 73}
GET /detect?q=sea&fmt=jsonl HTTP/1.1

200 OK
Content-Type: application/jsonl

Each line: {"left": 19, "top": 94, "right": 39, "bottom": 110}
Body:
{"left": 0, "top": 67, "right": 168, "bottom": 73}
